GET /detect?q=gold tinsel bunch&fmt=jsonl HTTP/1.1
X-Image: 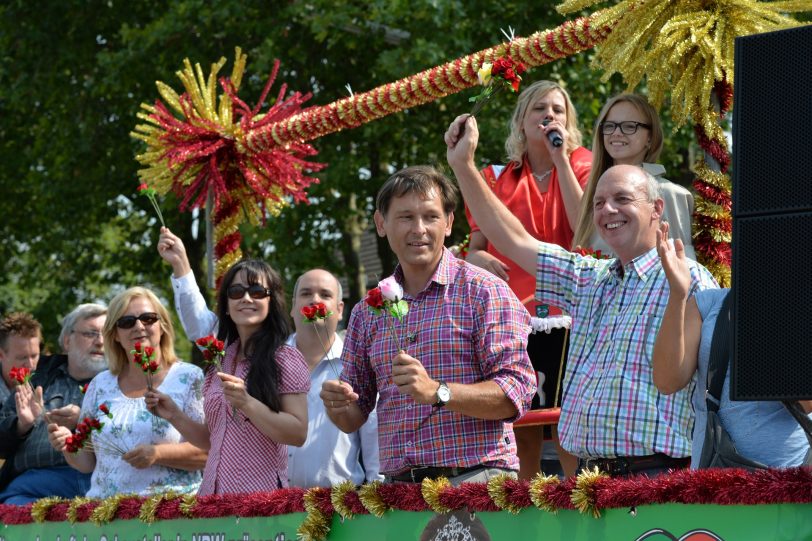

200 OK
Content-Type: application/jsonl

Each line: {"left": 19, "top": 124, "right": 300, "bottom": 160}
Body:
{"left": 557, "top": 0, "right": 807, "bottom": 130}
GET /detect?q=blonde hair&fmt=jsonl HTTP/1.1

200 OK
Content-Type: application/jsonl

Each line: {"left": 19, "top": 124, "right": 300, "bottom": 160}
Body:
{"left": 572, "top": 93, "right": 663, "bottom": 249}
{"left": 102, "top": 287, "right": 177, "bottom": 375}
{"left": 504, "top": 80, "right": 583, "bottom": 166}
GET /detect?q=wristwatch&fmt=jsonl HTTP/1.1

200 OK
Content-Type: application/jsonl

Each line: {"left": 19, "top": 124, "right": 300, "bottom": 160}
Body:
{"left": 433, "top": 381, "right": 451, "bottom": 408}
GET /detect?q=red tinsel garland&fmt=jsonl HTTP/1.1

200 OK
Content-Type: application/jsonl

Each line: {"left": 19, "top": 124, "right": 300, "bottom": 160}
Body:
{"left": 437, "top": 483, "right": 501, "bottom": 512}
{"left": 693, "top": 125, "right": 731, "bottom": 173}
{"left": 73, "top": 500, "right": 100, "bottom": 522}
{"left": 45, "top": 502, "right": 70, "bottom": 522}
{"left": 4, "top": 468, "right": 812, "bottom": 529}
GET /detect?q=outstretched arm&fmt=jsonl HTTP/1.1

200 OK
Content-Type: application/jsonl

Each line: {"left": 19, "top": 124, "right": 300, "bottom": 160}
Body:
{"left": 445, "top": 115, "right": 538, "bottom": 277}
{"left": 653, "top": 222, "right": 702, "bottom": 394}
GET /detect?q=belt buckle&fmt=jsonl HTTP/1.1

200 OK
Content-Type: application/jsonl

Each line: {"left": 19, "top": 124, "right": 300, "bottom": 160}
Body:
{"left": 410, "top": 466, "right": 430, "bottom": 483}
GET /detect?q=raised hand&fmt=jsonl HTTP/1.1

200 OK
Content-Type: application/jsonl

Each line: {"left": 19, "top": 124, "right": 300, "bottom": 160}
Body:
{"left": 15, "top": 383, "right": 44, "bottom": 430}
{"left": 320, "top": 379, "right": 358, "bottom": 412}
{"left": 656, "top": 221, "right": 691, "bottom": 300}
{"left": 157, "top": 227, "right": 192, "bottom": 277}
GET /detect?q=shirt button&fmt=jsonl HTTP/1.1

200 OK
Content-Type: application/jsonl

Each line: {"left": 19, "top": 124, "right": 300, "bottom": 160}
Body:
{"left": 406, "top": 441, "right": 413, "bottom": 447}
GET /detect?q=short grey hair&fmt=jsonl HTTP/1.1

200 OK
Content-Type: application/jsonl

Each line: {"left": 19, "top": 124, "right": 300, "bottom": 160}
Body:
{"left": 292, "top": 269, "right": 343, "bottom": 301}
{"left": 640, "top": 169, "right": 661, "bottom": 204}
{"left": 58, "top": 303, "right": 107, "bottom": 352}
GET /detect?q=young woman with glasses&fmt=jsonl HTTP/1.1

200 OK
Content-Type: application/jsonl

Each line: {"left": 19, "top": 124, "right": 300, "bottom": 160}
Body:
{"left": 149, "top": 227, "right": 309, "bottom": 495}
{"left": 571, "top": 93, "right": 695, "bottom": 258}
{"left": 47, "top": 287, "right": 207, "bottom": 498}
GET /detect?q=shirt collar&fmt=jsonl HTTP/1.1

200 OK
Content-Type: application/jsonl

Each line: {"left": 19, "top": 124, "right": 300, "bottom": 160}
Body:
{"left": 392, "top": 247, "right": 453, "bottom": 296}
{"left": 609, "top": 246, "right": 660, "bottom": 282}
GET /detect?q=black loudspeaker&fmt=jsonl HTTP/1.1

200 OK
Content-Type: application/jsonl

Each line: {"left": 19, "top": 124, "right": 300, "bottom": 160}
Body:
{"left": 731, "top": 24, "right": 812, "bottom": 401}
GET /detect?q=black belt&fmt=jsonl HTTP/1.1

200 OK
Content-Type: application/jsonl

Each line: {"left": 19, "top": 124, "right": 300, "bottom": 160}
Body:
{"left": 580, "top": 454, "right": 690, "bottom": 476}
{"left": 387, "top": 465, "right": 485, "bottom": 483}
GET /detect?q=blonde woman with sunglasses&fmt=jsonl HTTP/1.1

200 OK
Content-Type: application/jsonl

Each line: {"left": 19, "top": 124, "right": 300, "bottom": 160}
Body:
{"left": 47, "top": 287, "right": 207, "bottom": 498}
{"left": 149, "top": 227, "right": 309, "bottom": 495}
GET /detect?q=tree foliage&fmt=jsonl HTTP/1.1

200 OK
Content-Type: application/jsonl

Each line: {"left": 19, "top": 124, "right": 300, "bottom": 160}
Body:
{"left": 0, "top": 0, "right": 698, "bottom": 349}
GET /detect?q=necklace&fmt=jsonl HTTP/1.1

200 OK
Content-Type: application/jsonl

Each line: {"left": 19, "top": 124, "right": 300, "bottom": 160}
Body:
{"left": 532, "top": 169, "right": 553, "bottom": 182}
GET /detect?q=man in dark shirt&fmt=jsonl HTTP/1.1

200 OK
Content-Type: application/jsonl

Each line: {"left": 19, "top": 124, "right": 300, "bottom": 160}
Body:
{"left": 0, "top": 303, "right": 107, "bottom": 504}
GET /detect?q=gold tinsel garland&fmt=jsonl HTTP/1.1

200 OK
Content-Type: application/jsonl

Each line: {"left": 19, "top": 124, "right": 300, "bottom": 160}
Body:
{"left": 528, "top": 473, "right": 562, "bottom": 513}
{"left": 555, "top": 0, "right": 808, "bottom": 286}
{"left": 421, "top": 476, "right": 452, "bottom": 514}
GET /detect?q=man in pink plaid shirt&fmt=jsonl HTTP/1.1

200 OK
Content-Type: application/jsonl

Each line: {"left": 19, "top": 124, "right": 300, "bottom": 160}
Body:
{"left": 321, "top": 165, "right": 537, "bottom": 485}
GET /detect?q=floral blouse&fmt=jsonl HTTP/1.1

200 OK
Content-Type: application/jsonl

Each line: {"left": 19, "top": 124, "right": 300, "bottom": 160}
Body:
{"left": 80, "top": 361, "right": 204, "bottom": 498}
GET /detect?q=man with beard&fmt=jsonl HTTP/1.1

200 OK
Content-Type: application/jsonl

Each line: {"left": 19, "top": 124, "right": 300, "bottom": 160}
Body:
{"left": 0, "top": 303, "right": 107, "bottom": 503}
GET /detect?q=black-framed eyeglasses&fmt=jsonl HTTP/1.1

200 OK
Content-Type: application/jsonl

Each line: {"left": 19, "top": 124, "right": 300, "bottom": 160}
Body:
{"left": 116, "top": 312, "right": 160, "bottom": 329}
{"left": 601, "top": 121, "right": 651, "bottom": 135}
{"left": 227, "top": 284, "right": 272, "bottom": 300}
{"left": 72, "top": 330, "right": 103, "bottom": 340}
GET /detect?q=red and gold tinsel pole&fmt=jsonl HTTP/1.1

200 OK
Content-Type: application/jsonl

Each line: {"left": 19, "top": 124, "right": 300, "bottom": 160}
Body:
{"left": 556, "top": 0, "right": 808, "bottom": 286}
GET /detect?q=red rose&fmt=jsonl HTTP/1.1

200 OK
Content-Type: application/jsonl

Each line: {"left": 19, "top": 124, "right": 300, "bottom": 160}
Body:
{"left": 301, "top": 305, "right": 317, "bottom": 320}
{"left": 203, "top": 349, "right": 214, "bottom": 361}
{"left": 133, "top": 342, "right": 142, "bottom": 353}
{"left": 133, "top": 353, "right": 143, "bottom": 364}
{"left": 316, "top": 303, "right": 328, "bottom": 318}
{"left": 365, "top": 287, "right": 384, "bottom": 309}
{"left": 137, "top": 183, "right": 148, "bottom": 192}
{"left": 510, "top": 78, "right": 521, "bottom": 92}
{"left": 148, "top": 361, "right": 159, "bottom": 372}
{"left": 516, "top": 62, "right": 527, "bottom": 75}
{"left": 144, "top": 346, "right": 155, "bottom": 357}
{"left": 99, "top": 403, "right": 110, "bottom": 416}
{"left": 215, "top": 340, "right": 224, "bottom": 350}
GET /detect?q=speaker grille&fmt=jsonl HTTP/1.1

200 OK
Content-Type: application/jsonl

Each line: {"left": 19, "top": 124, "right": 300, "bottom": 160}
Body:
{"left": 731, "top": 212, "right": 812, "bottom": 400}
{"left": 732, "top": 25, "right": 812, "bottom": 217}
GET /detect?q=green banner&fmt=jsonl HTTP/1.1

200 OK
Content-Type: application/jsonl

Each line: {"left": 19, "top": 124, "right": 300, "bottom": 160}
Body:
{"left": 2, "top": 504, "right": 812, "bottom": 541}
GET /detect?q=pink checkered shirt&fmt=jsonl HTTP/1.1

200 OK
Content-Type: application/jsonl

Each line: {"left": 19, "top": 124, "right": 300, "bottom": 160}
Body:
{"left": 198, "top": 341, "right": 310, "bottom": 495}
{"left": 341, "top": 248, "right": 536, "bottom": 476}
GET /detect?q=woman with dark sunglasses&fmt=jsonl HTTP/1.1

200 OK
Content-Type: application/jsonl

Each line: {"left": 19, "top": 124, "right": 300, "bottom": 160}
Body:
{"left": 47, "top": 287, "right": 207, "bottom": 498}
{"left": 571, "top": 93, "right": 695, "bottom": 259}
{"left": 149, "top": 227, "right": 309, "bottom": 495}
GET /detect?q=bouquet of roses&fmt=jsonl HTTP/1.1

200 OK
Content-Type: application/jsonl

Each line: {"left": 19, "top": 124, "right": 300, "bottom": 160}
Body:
{"left": 131, "top": 341, "right": 160, "bottom": 391}
{"left": 300, "top": 302, "right": 340, "bottom": 378}
{"left": 468, "top": 54, "right": 527, "bottom": 118}
{"left": 64, "top": 404, "right": 127, "bottom": 456}
{"left": 365, "top": 276, "right": 409, "bottom": 353}
{"left": 195, "top": 335, "right": 226, "bottom": 373}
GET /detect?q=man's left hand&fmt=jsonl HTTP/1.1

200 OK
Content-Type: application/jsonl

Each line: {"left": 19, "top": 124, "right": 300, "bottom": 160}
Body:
{"left": 391, "top": 352, "right": 437, "bottom": 404}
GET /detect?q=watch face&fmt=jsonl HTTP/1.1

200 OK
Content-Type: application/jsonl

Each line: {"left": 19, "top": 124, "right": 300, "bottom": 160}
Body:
{"left": 437, "top": 384, "right": 451, "bottom": 402}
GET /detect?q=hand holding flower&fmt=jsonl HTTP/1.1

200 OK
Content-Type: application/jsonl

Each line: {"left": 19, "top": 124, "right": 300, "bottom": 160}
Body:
{"left": 391, "top": 352, "right": 437, "bottom": 404}
{"left": 144, "top": 389, "right": 183, "bottom": 423}
{"left": 218, "top": 372, "right": 252, "bottom": 412}
{"left": 122, "top": 444, "right": 159, "bottom": 470}
{"left": 468, "top": 54, "right": 527, "bottom": 118}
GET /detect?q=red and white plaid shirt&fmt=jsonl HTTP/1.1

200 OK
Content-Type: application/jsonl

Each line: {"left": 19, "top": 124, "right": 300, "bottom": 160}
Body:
{"left": 341, "top": 248, "right": 536, "bottom": 476}
{"left": 198, "top": 341, "right": 310, "bottom": 495}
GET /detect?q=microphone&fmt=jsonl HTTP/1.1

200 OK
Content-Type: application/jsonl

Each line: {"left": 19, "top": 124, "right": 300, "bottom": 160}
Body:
{"left": 542, "top": 119, "right": 564, "bottom": 147}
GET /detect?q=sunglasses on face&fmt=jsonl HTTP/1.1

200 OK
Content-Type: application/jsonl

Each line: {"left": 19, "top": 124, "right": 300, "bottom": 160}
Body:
{"left": 226, "top": 283, "right": 272, "bottom": 300}
{"left": 116, "top": 312, "right": 160, "bottom": 329}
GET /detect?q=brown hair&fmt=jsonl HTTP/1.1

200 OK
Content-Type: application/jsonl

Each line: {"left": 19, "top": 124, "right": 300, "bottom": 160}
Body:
{"left": 572, "top": 93, "right": 664, "bottom": 249}
{"left": 0, "top": 312, "right": 42, "bottom": 350}
{"left": 376, "top": 165, "right": 459, "bottom": 217}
